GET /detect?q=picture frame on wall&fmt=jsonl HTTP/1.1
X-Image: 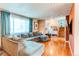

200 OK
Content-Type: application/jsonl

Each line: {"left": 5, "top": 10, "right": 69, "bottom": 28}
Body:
{"left": 34, "top": 21, "right": 38, "bottom": 30}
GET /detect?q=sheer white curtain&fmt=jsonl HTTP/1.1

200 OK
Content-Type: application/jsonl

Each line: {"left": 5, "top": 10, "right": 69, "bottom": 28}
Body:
{"left": 10, "top": 14, "right": 29, "bottom": 34}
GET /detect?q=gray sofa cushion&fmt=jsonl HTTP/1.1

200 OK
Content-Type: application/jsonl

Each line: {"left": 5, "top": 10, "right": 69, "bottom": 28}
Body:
{"left": 19, "top": 41, "right": 45, "bottom": 56}
{"left": 28, "top": 33, "right": 34, "bottom": 37}
{"left": 20, "top": 34, "right": 29, "bottom": 38}
{"left": 39, "top": 35, "right": 48, "bottom": 41}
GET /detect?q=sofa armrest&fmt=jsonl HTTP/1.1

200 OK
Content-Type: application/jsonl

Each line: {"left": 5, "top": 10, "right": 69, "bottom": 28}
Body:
{"left": 2, "top": 37, "right": 19, "bottom": 56}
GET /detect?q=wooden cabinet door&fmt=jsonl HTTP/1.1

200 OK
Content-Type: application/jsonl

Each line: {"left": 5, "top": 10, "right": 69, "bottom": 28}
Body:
{"left": 59, "top": 27, "right": 65, "bottom": 37}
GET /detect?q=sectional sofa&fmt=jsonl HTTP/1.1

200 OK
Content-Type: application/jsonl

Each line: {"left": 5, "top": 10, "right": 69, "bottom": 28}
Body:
{"left": 1, "top": 32, "right": 48, "bottom": 56}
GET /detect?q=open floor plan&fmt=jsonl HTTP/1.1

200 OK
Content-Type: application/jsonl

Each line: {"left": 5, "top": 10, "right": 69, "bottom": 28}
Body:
{"left": 0, "top": 3, "right": 79, "bottom": 56}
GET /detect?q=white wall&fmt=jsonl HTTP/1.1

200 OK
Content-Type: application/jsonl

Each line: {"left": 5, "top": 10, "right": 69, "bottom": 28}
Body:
{"left": 45, "top": 18, "right": 59, "bottom": 27}
{"left": 74, "top": 4, "right": 79, "bottom": 56}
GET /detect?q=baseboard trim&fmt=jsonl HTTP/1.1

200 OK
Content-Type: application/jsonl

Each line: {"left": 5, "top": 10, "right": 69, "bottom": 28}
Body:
{"left": 66, "top": 41, "right": 73, "bottom": 56}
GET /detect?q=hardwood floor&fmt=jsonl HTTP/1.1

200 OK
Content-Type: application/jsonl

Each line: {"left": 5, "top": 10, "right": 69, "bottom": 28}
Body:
{"left": 0, "top": 37, "right": 72, "bottom": 56}
{"left": 41, "top": 37, "right": 72, "bottom": 56}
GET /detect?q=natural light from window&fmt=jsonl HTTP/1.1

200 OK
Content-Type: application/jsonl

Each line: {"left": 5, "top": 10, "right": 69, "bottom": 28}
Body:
{"left": 10, "top": 14, "right": 29, "bottom": 34}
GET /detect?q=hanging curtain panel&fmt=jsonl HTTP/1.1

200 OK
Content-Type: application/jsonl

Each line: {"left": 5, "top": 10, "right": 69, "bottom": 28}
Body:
{"left": 1, "top": 11, "right": 10, "bottom": 36}
{"left": 29, "top": 18, "right": 33, "bottom": 32}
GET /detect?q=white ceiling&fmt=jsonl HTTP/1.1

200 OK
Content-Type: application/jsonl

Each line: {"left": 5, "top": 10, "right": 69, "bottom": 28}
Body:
{"left": 0, "top": 3, "right": 72, "bottom": 19}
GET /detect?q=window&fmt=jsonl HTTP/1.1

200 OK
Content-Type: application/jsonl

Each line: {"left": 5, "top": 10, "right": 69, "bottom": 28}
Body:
{"left": 10, "top": 14, "right": 29, "bottom": 34}
{"left": 58, "top": 19, "right": 67, "bottom": 27}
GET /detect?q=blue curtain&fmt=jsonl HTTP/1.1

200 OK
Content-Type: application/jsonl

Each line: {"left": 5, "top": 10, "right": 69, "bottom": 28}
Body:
{"left": 29, "top": 18, "right": 33, "bottom": 32}
{"left": 1, "top": 11, "right": 10, "bottom": 36}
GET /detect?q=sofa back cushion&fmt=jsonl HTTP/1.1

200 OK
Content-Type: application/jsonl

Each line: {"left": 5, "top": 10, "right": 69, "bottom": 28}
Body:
{"left": 33, "top": 32, "right": 42, "bottom": 36}
{"left": 28, "top": 33, "right": 34, "bottom": 37}
{"left": 20, "top": 33, "right": 29, "bottom": 38}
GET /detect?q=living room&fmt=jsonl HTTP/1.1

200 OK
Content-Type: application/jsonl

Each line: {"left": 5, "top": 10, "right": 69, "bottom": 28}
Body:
{"left": 0, "top": 3, "right": 73, "bottom": 56}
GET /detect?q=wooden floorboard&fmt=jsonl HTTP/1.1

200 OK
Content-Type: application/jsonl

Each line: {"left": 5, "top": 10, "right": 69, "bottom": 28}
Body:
{"left": 41, "top": 37, "right": 72, "bottom": 56}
